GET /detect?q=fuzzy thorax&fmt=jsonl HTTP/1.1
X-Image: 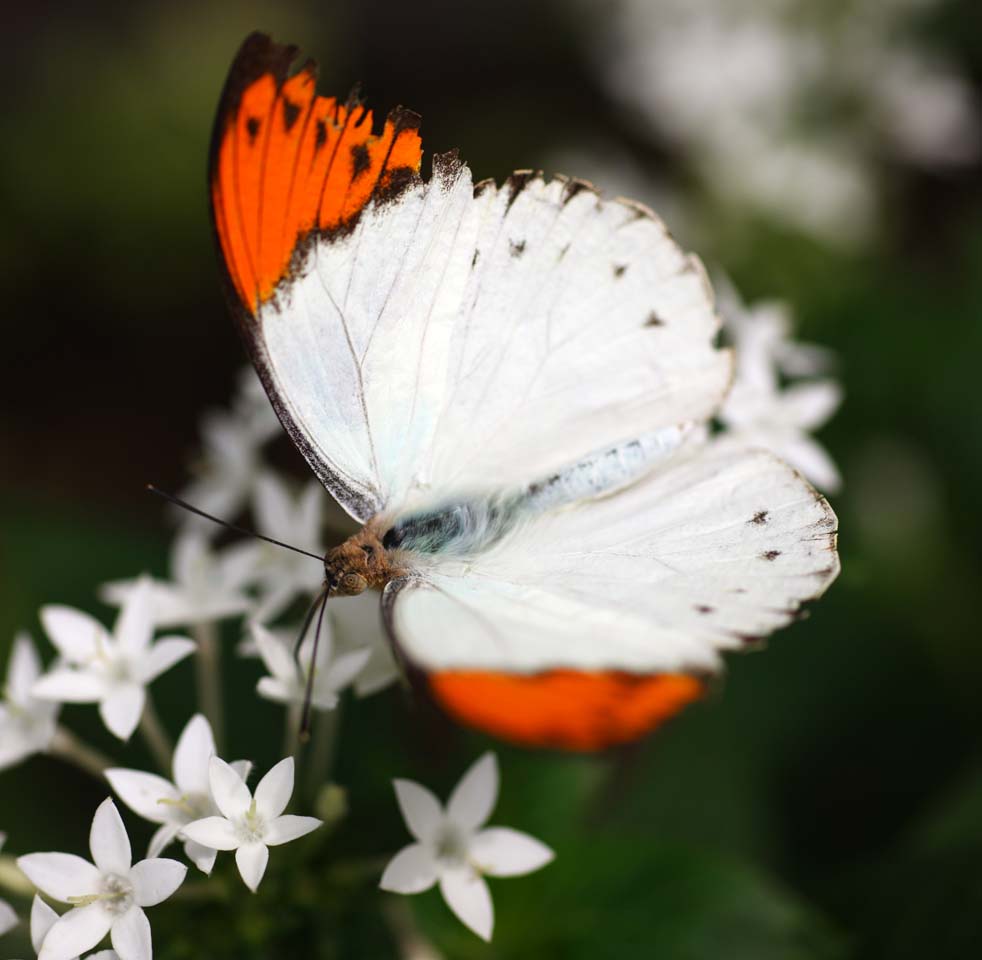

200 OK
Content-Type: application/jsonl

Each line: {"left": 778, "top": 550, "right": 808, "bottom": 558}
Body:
{"left": 322, "top": 524, "right": 403, "bottom": 596}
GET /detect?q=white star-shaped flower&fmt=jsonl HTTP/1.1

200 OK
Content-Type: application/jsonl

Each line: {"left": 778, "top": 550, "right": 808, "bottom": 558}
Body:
{"left": 106, "top": 714, "right": 251, "bottom": 874}
{"left": 101, "top": 534, "right": 256, "bottom": 629}
{"left": 177, "top": 367, "right": 280, "bottom": 538}
{"left": 380, "top": 753, "right": 554, "bottom": 942}
{"left": 32, "top": 581, "right": 195, "bottom": 741}
{"left": 248, "top": 474, "right": 326, "bottom": 624}
{"left": 251, "top": 622, "right": 371, "bottom": 713}
{"left": 0, "top": 632, "right": 59, "bottom": 771}
{"left": 31, "top": 895, "right": 119, "bottom": 959}
{"left": 182, "top": 757, "right": 321, "bottom": 892}
{"left": 718, "top": 281, "right": 843, "bottom": 492}
{"left": 17, "top": 798, "right": 186, "bottom": 960}
{"left": 0, "top": 833, "right": 17, "bottom": 936}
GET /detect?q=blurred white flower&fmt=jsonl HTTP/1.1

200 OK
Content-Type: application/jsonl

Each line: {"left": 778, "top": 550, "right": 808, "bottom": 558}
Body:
{"left": 32, "top": 581, "right": 195, "bottom": 741}
{"left": 590, "top": 0, "right": 978, "bottom": 245}
{"left": 0, "top": 632, "right": 59, "bottom": 771}
{"left": 106, "top": 714, "right": 251, "bottom": 875}
{"left": 0, "top": 833, "right": 17, "bottom": 936}
{"left": 182, "top": 757, "right": 321, "bottom": 893}
{"left": 718, "top": 280, "right": 843, "bottom": 492}
{"left": 251, "top": 622, "right": 371, "bottom": 713}
{"left": 100, "top": 534, "right": 256, "bottom": 629}
{"left": 248, "top": 474, "right": 326, "bottom": 624}
{"left": 381, "top": 753, "right": 554, "bottom": 942}
{"left": 17, "top": 798, "right": 186, "bottom": 960}
{"left": 237, "top": 592, "right": 399, "bottom": 698}
{"left": 31, "top": 895, "right": 120, "bottom": 960}
{"left": 177, "top": 368, "right": 280, "bottom": 537}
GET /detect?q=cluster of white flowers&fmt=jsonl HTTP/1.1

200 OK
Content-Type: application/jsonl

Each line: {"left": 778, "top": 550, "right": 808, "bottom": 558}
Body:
{"left": 582, "top": 0, "right": 977, "bottom": 245}
{"left": 0, "top": 368, "right": 554, "bottom": 955}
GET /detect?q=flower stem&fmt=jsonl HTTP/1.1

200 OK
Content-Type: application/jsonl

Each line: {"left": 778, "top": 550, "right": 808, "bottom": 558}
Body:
{"left": 139, "top": 694, "right": 173, "bottom": 772}
{"left": 306, "top": 701, "right": 341, "bottom": 806}
{"left": 283, "top": 701, "right": 302, "bottom": 760}
{"left": 50, "top": 726, "right": 113, "bottom": 779}
{"left": 382, "top": 897, "right": 445, "bottom": 960}
{"left": 192, "top": 621, "right": 224, "bottom": 752}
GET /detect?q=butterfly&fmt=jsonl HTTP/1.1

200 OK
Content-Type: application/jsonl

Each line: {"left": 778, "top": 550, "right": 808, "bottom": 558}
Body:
{"left": 208, "top": 33, "right": 840, "bottom": 750}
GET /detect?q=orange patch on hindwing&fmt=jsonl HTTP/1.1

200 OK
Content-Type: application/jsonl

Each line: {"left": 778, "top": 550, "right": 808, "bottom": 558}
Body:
{"left": 210, "top": 33, "right": 423, "bottom": 313}
{"left": 429, "top": 670, "right": 705, "bottom": 751}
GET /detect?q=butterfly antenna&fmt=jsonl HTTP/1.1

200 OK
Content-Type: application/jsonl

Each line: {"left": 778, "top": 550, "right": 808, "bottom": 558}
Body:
{"left": 299, "top": 586, "right": 331, "bottom": 743}
{"left": 145, "top": 484, "right": 323, "bottom": 561}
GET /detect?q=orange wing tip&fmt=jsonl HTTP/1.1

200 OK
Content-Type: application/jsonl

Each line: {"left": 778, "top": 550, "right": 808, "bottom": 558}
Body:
{"left": 210, "top": 33, "right": 424, "bottom": 315}
{"left": 428, "top": 670, "right": 705, "bottom": 751}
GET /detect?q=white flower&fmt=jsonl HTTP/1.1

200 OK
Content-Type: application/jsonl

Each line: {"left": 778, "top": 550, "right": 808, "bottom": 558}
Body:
{"left": 717, "top": 281, "right": 843, "bottom": 492}
{"left": 100, "top": 534, "right": 256, "bottom": 629}
{"left": 31, "top": 895, "right": 119, "bottom": 959}
{"left": 0, "top": 833, "right": 17, "bottom": 936}
{"left": 380, "top": 753, "right": 554, "bottom": 942}
{"left": 237, "top": 592, "right": 399, "bottom": 698}
{"left": 17, "top": 798, "right": 186, "bottom": 960}
{"left": 182, "top": 757, "right": 321, "bottom": 892}
{"left": 32, "top": 581, "right": 195, "bottom": 741}
{"left": 0, "top": 632, "right": 59, "bottom": 770}
{"left": 251, "top": 622, "right": 371, "bottom": 712}
{"left": 248, "top": 474, "right": 326, "bottom": 624}
{"left": 106, "top": 715, "right": 251, "bottom": 875}
{"left": 177, "top": 367, "right": 279, "bottom": 536}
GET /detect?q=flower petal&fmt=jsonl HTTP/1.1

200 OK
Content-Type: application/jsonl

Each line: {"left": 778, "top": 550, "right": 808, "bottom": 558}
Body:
{"left": 0, "top": 897, "right": 17, "bottom": 936}
{"left": 393, "top": 779, "right": 444, "bottom": 844}
{"left": 172, "top": 714, "right": 214, "bottom": 796}
{"left": 17, "top": 853, "right": 101, "bottom": 903}
{"left": 30, "top": 894, "right": 58, "bottom": 951}
{"left": 439, "top": 867, "right": 493, "bottom": 942}
{"left": 89, "top": 799, "right": 132, "bottom": 875}
{"left": 32, "top": 668, "right": 107, "bottom": 704}
{"left": 252, "top": 622, "right": 297, "bottom": 681}
{"left": 446, "top": 753, "right": 498, "bottom": 831}
{"left": 208, "top": 757, "right": 251, "bottom": 819}
{"left": 147, "top": 824, "right": 181, "bottom": 859}
{"left": 115, "top": 578, "right": 155, "bottom": 654}
{"left": 39, "top": 606, "right": 108, "bottom": 663}
{"left": 254, "top": 757, "right": 294, "bottom": 820}
{"left": 379, "top": 843, "right": 439, "bottom": 894}
{"left": 129, "top": 858, "right": 186, "bottom": 907}
{"left": 106, "top": 769, "right": 180, "bottom": 826}
{"left": 256, "top": 676, "right": 292, "bottom": 705}
{"left": 263, "top": 815, "right": 321, "bottom": 847}
{"left": 182, "top": 839, "right": 217, "bottom": 875}
{"left": 235, "top": 842, "right": 269, "bottom": 893}
{"left": 321, "top": 648, "right": 372, "bottom": 693}
{"left": 99, "top": 685, "right": 145, "bottom": 741}
{"left": 8, "top": 632, "right": 42, "bottom": 701}
{"left": 180, "top": 817, "right": 239, "bottom": 851}
{"left": 110, "top": 905, "right": 151, "bottom": 960}
{"left": 139, "top": 638, "right": 195, "bottom": 684}
{"left": 38, "top": 904, "right": 112, "bottom": 960}
{"left": 470, "top": 828, "right": 554, "bottom": 877}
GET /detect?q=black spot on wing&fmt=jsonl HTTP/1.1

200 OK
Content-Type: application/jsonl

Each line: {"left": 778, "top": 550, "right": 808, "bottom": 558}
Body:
{"left": 350, "top": 142, "right": 371, "bottom": 179}
{"left": 613, "top": 263, "right": 628, "bottom": 279}
{"left": 644, "top": 311, "right": 665, "bottom": 327}
{"left": 761, "top": 550, "right": 782, "bottom": 561}
{"left": 314, "top": 119, "right": 327, "bottom": 153}
{"left": 282, "top": 98, "right": 301, "bottom": 131}
{"left": 246, "top": 116, "right": 261, "bottom": 143}
{"left": 509, "top": 239, "right": 526, "bottom": 257}
{"left": 695, "top": 605, "right": 714, "bottom": 614}
{"left": 471, "top": 249, "right": 480, "bottom": 268}
{"left": 750, "top": 510, "right": 769, "bottom": 525}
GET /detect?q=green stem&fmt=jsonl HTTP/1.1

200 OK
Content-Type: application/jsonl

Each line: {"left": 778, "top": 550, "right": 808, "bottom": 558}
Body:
{"left": 49, "top": 726, "right": 113, "bottom": 779}
{"left": 139, "top": 693, "right": 173, "bottom": 773}
{"left": 192, "top": 621, "right": 224, "bottom": 751}
{"left": 382, "top": 897, "right": 445, "bottom": 960}
{"left": 283, "top": 701, "right": 302, "bottom": 761}
{"left": 306, "top": 701, "right": 341, "bottom": 807}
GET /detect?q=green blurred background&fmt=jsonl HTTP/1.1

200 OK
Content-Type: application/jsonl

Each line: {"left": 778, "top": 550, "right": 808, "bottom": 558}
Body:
{"left": 2, "top": 1, "right": 981, "bottom": 957}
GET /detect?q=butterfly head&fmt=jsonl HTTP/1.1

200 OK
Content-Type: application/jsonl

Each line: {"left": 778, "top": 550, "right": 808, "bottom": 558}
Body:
{"left": 322, "top": 524, "right": 399, "bottom": 596}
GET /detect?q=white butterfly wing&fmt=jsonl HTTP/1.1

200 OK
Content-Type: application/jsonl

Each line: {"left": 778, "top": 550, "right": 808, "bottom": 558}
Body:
{"left": 385, "top": 441, "right": 839, "bottom": 674}
{"left": 212, "top": 36, "right": 730, "bottom": 521}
